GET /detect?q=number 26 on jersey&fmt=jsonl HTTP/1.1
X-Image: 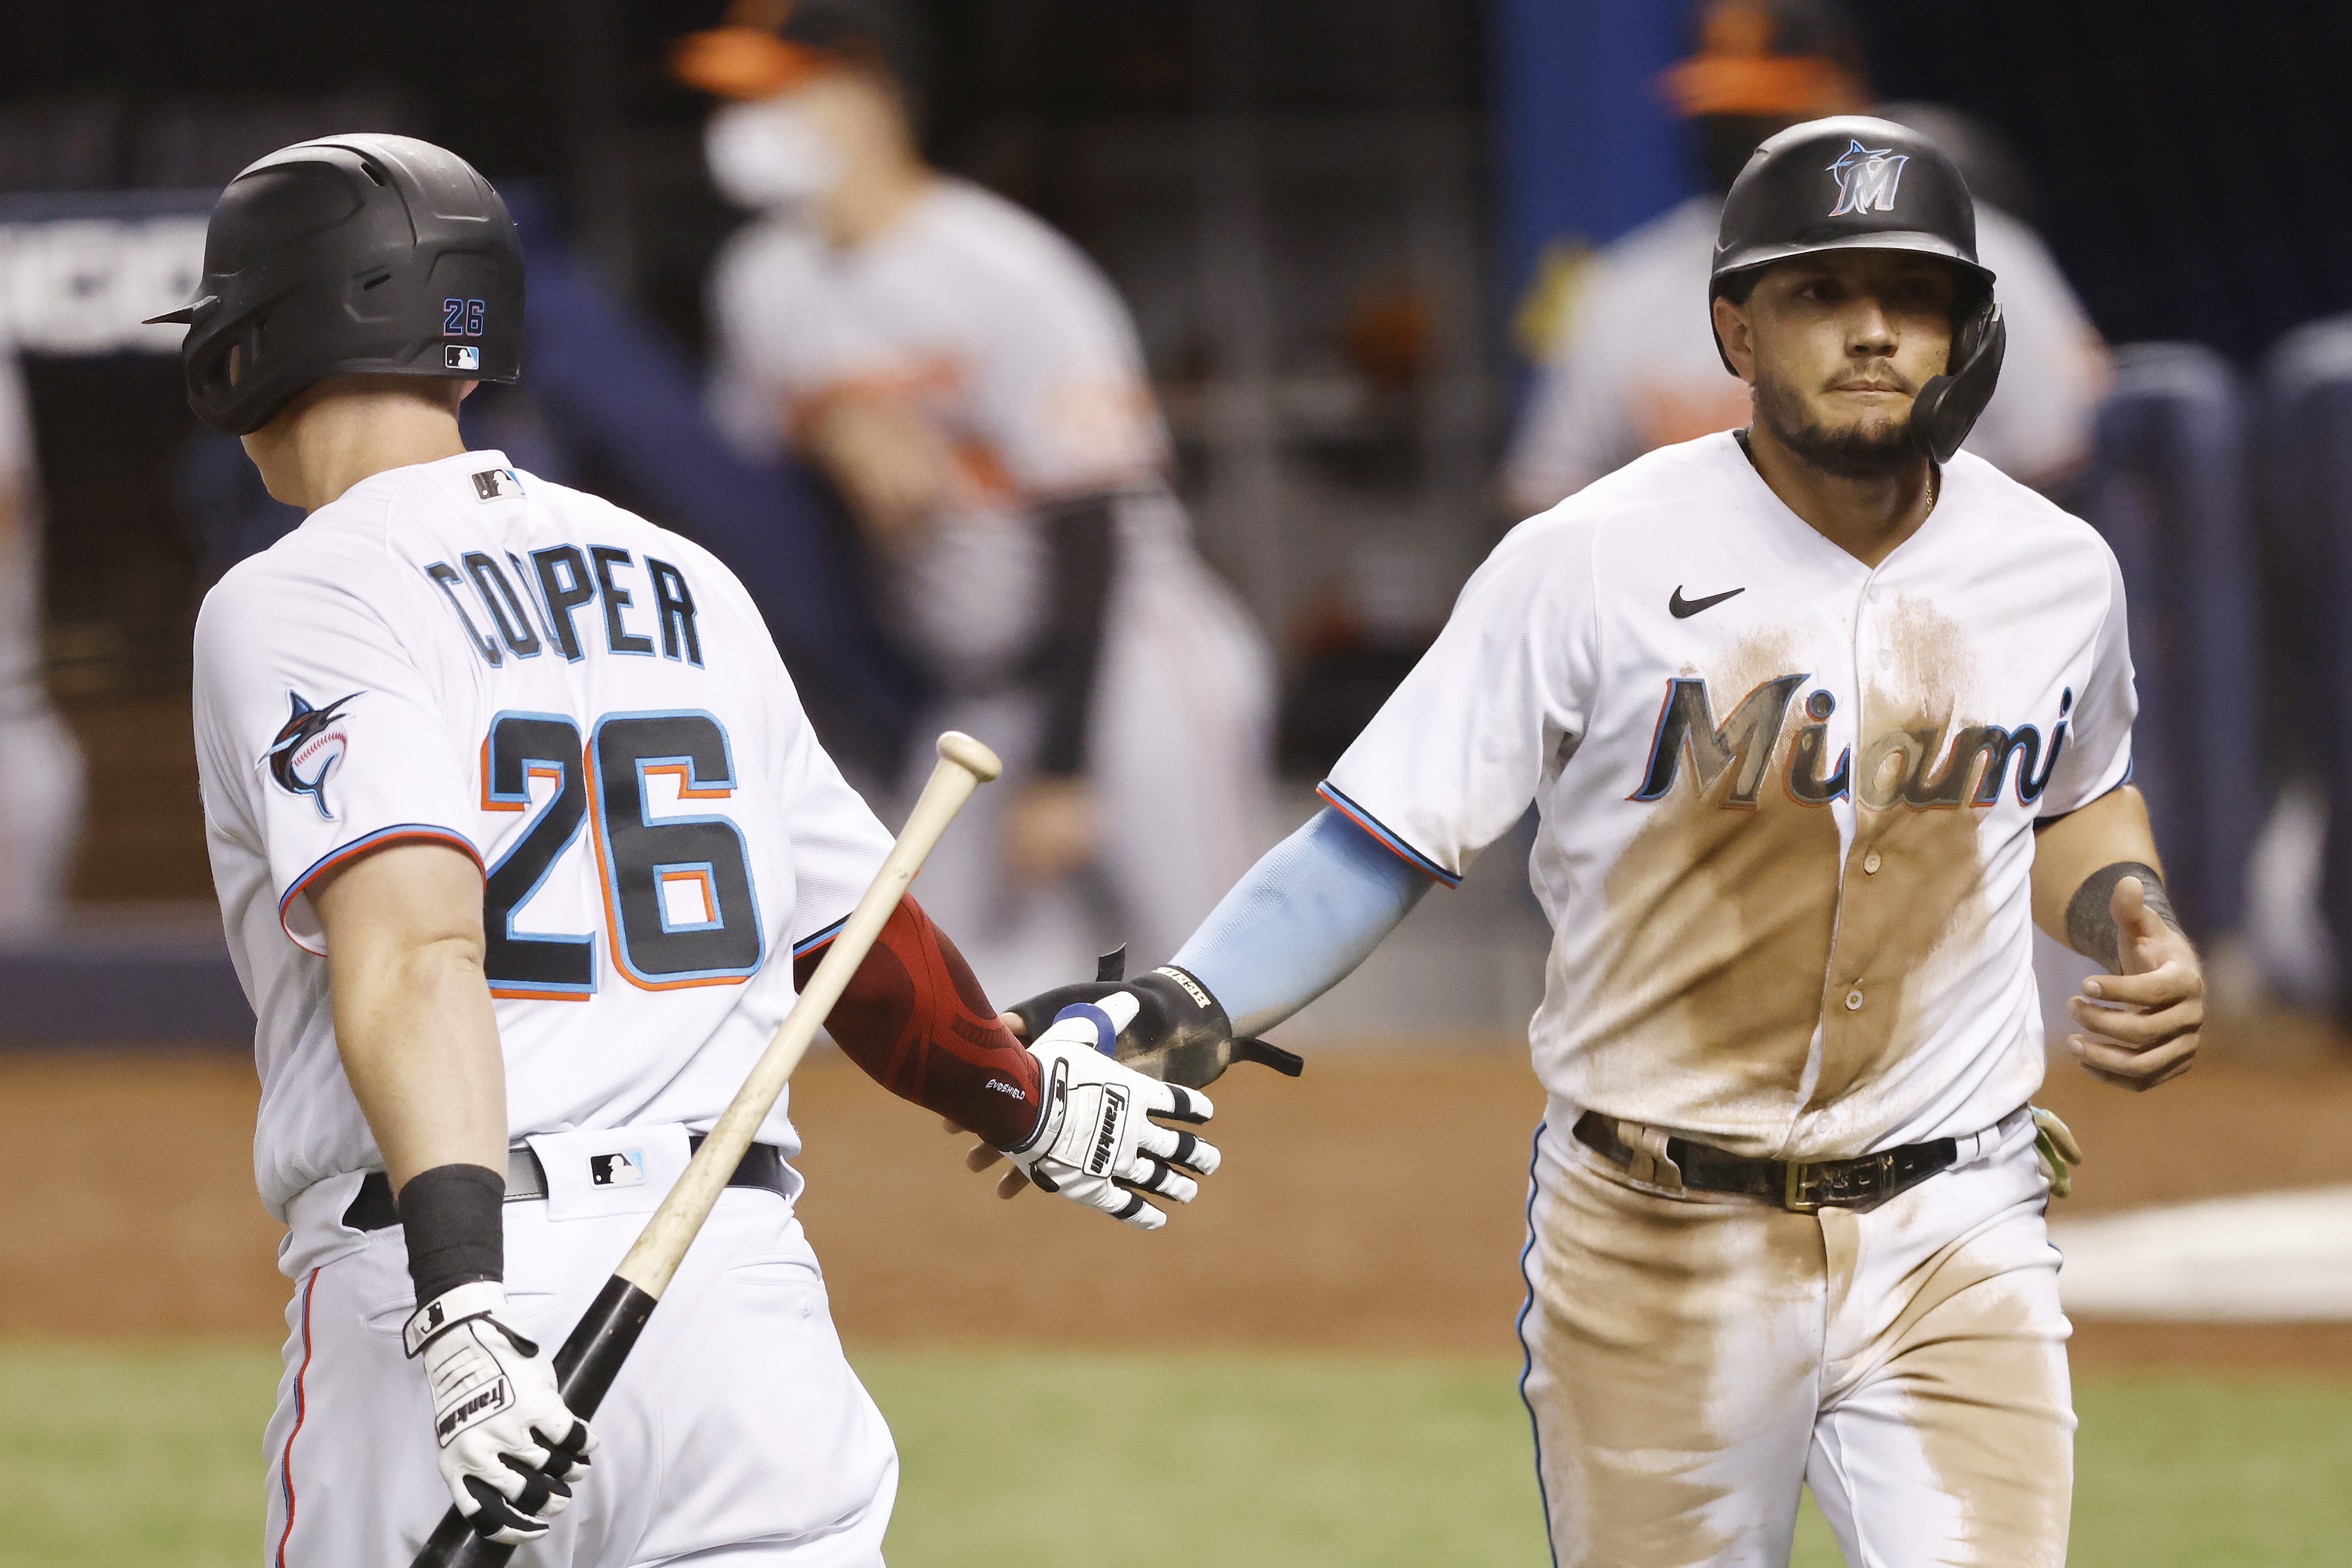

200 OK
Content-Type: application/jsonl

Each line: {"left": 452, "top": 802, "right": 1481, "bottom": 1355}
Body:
{"left": 479, "top": 708, "right": 763, "bottom": 997}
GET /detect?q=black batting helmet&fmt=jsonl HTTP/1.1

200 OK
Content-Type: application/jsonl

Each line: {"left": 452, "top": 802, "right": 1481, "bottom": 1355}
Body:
{"left": 146, "top": 134, "right": 522, "bottom": 437}
{"left": 1708, "top": 114, "right": 2005, "bottom": 464}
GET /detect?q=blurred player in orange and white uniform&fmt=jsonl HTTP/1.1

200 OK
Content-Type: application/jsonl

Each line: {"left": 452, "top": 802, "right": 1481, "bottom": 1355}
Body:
{"left": 0, "top": 344, "right": 84, "bottom": 930}
{"left": 678, "top": 0, "right": 1273, "bottom": 999}
{"left": 1504, "top": 0, "right": 2111, "bottom": 515}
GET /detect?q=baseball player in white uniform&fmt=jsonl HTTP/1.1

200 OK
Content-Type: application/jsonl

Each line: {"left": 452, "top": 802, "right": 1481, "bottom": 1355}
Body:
{"left": 1504, "top": 0, "right": 2111, "bottom": 515}
{"left": 994, "top": 118, "right": 2203, "bottom": 1567}
{"left": 679, "top": 0, "right": 1274, "bottom": 1001}
{"left": 162, "top": 134, "right": 1218, "bottom": 1566}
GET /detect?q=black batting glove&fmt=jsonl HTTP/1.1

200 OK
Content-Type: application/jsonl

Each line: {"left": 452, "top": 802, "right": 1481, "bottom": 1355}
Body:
{"left": 1007, "top": 958, "right": 1303, "bottom": 1091}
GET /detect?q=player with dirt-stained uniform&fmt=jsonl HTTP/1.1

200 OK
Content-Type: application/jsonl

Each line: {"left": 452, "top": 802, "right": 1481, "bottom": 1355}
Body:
{"left": 992, "top": 117, "right": 2203, "bottom": 1567}
{"left": 161, "top": 133, "right": 1218, "bottom": 1567}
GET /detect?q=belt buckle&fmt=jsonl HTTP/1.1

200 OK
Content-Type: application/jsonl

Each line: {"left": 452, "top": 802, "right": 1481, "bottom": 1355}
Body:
{"left": 1784, "top": 1152, "right": 1893, "bottom": 1212}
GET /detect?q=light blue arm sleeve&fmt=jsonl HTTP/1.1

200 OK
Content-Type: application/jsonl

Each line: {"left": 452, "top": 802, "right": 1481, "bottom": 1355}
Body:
{"left": 1170, "top": 806, "right": 1435, "bottom": 1037}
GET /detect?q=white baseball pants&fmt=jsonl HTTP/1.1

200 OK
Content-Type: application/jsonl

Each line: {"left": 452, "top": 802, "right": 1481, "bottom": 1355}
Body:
{"left": 265, "top": 1177, "right": 897, "bottom": 1567}
{"left": 0, "top": 699, "right": 80, "bottom": 931}
{"left": 1518, "top": 1106, "right": 2072, "bottom": 1567}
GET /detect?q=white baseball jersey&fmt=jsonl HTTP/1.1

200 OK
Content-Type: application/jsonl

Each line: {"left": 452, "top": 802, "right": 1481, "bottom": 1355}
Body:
{"left": 707, "top": 176, "right": 1168, "bottom": 684}
{"left": 0, "top": 339, "right": 84, "bottom": 930}
{"left": 1326, "top": 432, "right": 2134, "bottom": 1159}
{"left": 1504, "top": 195, "right": 2112, "bottom": 510}
{"left": 194, "top": 451, "right": 893, "bottom": 1220}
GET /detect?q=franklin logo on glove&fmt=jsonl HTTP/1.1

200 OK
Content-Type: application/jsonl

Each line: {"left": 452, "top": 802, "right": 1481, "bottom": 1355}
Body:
{"left": 1088, "top": 1088, "right": 1127, "bottom": 1176}
{"left": 998, "top": 992, "right": 1220, "bottom": 1231}
{"left": 404, "top": 1279, "right": 597, "bottom": 1545}
{"left": 437, "top": 1378, "right": 513, "bottom": 1443}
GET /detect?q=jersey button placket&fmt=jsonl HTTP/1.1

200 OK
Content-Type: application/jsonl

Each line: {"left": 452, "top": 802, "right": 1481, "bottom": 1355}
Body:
{"left": 1820, "top": 577, "right": 1876, "bottom": 1076}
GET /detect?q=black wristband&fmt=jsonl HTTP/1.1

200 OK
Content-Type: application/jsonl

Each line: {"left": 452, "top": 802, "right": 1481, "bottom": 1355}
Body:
{"left": 2065, "top": 860, "right": 2180, "bottom": 971}
{"left": 397, "top": 1163, "right": 505, "bottom": 1304}
{"left": 1026, "top": 491, "right": 1119, "bottom": 778}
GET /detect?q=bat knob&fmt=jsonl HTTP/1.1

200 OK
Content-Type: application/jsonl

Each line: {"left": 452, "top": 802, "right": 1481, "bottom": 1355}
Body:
{"left": 936, "top": 731, "right": 1004, "bottom": 783}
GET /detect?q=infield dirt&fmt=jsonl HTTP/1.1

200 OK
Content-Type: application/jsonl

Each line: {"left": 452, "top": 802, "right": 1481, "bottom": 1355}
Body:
{"left": 6, "top": 1035, "right": 2351, "bottom": 1373}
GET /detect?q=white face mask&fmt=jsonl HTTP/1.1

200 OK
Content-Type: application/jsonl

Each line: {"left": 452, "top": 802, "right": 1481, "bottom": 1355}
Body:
{"left": 704, "top": 96, "right": 843, "bottom": 212}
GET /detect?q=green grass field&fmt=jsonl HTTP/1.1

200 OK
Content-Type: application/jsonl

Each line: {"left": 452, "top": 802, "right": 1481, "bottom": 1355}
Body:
{"left": 2, "top": 1345, "right": 2347, "bottom": 1566}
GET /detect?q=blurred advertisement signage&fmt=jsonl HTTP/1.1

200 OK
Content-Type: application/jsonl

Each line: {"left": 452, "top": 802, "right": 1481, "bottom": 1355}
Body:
{"left": 0, "top": 193, "right": 209, "bottom": 355}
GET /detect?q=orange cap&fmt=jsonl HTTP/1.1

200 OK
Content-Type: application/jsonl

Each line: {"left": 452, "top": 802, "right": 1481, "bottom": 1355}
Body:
{"left": 672, "top": 1, "right": 837, "bottom": 100}
{"left": 1656, "top": 0, "right": 1866, "bottom": 119}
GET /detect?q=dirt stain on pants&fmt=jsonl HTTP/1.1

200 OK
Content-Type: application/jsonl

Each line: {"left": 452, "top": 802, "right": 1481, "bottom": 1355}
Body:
{"left": 1518, "top": 1113, "right": 2071, "bottom": 1568}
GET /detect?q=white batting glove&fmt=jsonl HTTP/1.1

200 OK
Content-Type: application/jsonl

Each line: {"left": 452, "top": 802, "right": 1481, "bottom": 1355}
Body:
{"left": 404, "top": 1281, "right": 597, "bottom": 1545}
{"left": 1004, "top": 991, "right": 1220, "bottom": 1230}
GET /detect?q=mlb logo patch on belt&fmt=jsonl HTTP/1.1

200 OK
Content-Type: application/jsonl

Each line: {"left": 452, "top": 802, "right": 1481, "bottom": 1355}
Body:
{"left": 530, "top": 1122, "right": 687, "bottom": 1218}
{"left": 589, "top": 1149, "right": 647, "bottom": 1188}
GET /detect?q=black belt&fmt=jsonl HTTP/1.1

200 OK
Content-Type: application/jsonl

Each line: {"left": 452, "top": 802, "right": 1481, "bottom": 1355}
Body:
{"left": 343, "top": 1136, "right": 791, "bottom": 1232}
{"left": 1572, "top": 1111, "right": 1956, "bottom": 1212}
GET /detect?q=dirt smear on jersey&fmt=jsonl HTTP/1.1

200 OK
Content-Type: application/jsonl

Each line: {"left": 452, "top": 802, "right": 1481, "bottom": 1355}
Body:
{"left": 1589, "top": 627, "right": 1842, "bottom": 1145}
{"left": 1808, "top": 596, "right": 1993, "bottom": 1123}
{"left": 1587, "top": 600, "right": 2002, "bottom": 1154}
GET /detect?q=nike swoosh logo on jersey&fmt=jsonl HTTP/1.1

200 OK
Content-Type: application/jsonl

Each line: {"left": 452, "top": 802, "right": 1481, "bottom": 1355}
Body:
{"left": 1669, "top": 585, "right": 1746, "bottom": 618}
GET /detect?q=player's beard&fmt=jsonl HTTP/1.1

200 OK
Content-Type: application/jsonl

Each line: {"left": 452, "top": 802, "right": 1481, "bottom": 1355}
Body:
{"left": 1752, "top": 363, "right": 1916, "bottom": 480}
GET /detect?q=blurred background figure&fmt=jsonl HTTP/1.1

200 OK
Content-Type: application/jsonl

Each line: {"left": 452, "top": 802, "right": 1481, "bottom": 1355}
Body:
{"left": 1502, "top": 0, "right": 2113, "bottom": 517}
{"left": 0, "top": 343, "right": 81, "bottom": 933}
{"left": 677, "top": 0, "right": 1275, "bottom": 997}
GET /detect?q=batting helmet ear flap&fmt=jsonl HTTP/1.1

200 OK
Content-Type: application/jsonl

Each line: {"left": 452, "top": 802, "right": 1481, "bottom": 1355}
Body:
{"left": 1908, "top": 295, "right": 2005, "bottom": 464}
{"left": 1706, "top": 268, "right": 1761, "bottom": 377}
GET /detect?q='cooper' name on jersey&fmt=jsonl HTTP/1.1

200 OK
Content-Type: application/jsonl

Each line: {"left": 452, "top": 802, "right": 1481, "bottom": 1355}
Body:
{"left": 195, "top": 451, "right": 893, "bottom": 1219}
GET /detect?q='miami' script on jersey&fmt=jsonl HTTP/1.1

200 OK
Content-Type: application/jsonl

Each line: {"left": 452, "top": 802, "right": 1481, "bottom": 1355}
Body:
{"left": 1323, "top": 433, "right": 2134, "bottom": 1161}
{"left": 194, "top": 451, "right": 894, "bottom": 1218}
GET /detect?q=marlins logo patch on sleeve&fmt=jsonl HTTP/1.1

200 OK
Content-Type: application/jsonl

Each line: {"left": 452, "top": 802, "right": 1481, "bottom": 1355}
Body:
{"left": 266, "top": 690, "right": 361, "bottom": 818}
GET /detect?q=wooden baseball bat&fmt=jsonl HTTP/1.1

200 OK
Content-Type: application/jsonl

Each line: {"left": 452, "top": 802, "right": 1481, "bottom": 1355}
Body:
{"left": 413, "top": 731, "right": 1003, "bottom": 1568}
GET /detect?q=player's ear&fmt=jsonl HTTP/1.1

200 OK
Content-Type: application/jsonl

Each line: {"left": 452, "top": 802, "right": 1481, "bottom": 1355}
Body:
{"left": 1713, "top": 294, "right": 1758, "bottom": 386}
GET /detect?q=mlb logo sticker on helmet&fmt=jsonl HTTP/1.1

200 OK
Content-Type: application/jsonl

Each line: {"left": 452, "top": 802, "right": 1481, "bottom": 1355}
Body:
{"left": 445, "top": 345, "right": 480, "bottom": 371}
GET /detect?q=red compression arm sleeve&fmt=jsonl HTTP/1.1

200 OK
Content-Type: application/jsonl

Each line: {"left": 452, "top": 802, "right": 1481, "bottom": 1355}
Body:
{"left": 795, "top": 894, "right": 1045, "bottom": 1149}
